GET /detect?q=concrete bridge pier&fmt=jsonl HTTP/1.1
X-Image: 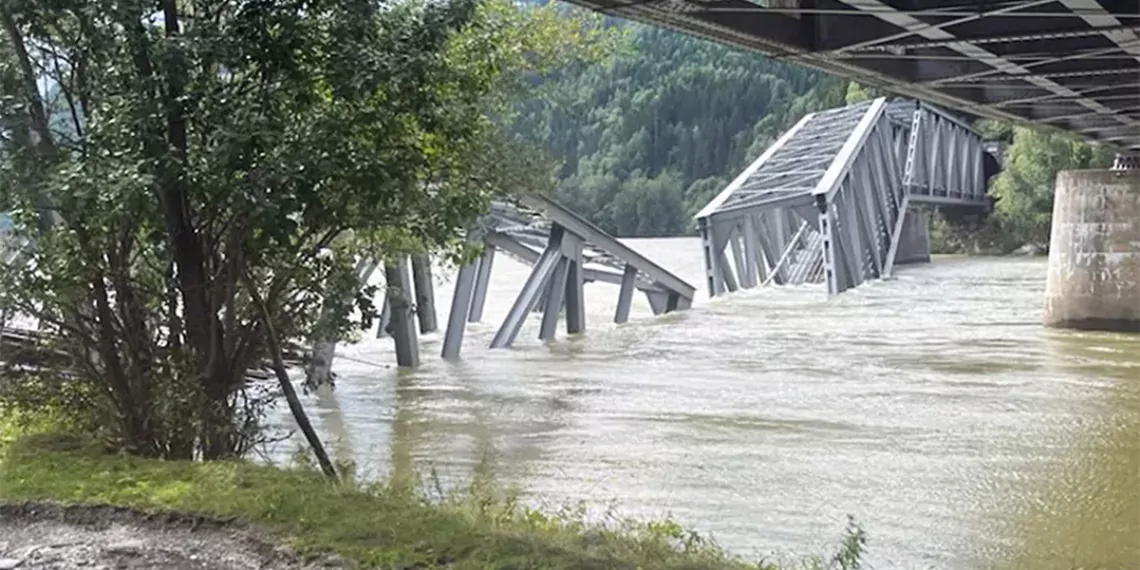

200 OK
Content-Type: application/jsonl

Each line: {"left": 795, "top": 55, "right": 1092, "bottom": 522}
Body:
{"left": 893, "top": 207, "right": 931, "bottom": 266}
{"left": 1043, "top": 167, "right": 1139, "bottom": 333}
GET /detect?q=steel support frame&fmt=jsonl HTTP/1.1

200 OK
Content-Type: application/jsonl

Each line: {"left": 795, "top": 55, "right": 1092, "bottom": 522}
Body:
{"left": 440, "top": 194, "right": 696, "bottom": 360}
{"left": 898, "top": 102, "right": 987, "bottom": 206}
{"left": 696, "top": 102, "right": 878, "bottom": 298}
{"left": 696, "top": 95, "right": 989, "bottom": 299}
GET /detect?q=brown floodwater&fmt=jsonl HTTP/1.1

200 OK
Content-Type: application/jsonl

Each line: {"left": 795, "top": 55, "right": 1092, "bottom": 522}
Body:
{"left": 274, "top": 238, "right": 1139, "bottom": 569}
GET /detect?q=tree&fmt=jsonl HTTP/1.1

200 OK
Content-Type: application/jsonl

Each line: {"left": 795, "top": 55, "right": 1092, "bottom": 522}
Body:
{"left": 684, "top": 175, "right": 728, "bottom": 220}
{"left": 988, "top": 127, "right": 1115, "bottom": 251}
{"left": 303, "top": 0, "right": 617, "bottom": 387}
{"left": 0, "top": 0, "right": 607, "bottom": 460}
{"left": 509, "top": 23, "right": 840, "bottom": 237}
{"left": 843, "top": 80, "right": 891, "bottom": 105}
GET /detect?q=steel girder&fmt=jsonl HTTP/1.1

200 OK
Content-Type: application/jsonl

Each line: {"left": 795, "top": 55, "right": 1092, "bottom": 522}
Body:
{"left": 439, "top": 192, "right": 696, "bottom": 360}
{"left": 696, "top": 96, "right": 989, "bottom": 298}
{"left": 557, "top": 0, "right": 1140, "bottom": 151}
{"left": 890, "top": 100, "right": 988, "bottom": 206}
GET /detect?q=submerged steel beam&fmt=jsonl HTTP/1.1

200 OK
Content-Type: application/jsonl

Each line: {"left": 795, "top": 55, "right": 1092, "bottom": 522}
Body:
{"left": 467, "top": 245, "right": 495, "bottom": 323}
{"left": 384, "top": 258, "right": 420, "bottom": 368}
{"left": 614, "top": 264, "right": 638, "bottom": 324}
{"left": 433, "top": 193, "right": 697, "bottom": 355}
{"left": 490, "top": 227, "right": 565, "bottom": 349}
{"left": 410, "top": 254, "right": 437, "bottom": 334}
{"left": 441, "top": 258, "right": 478, "bottom": 360}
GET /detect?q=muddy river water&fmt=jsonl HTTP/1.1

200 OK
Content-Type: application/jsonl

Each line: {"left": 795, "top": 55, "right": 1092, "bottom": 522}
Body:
{"left": 275, "top": 238, "right": 1139, "bottom": 569}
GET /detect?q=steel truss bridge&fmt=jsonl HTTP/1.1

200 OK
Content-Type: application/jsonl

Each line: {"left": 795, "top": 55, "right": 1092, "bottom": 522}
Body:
{"left": 7, "top": 1, "right": 1138, "bottom": 367}
{"left": 560, "top": 0, "right": 1140, "bottom": 153}
{"left": 695, "top": 96, "right": 992, "bottom": 297}
{"left": 1, "top": 194, "right": 696, "bottom": 369}
{"left": 371, "top": 192, "right": 696, "bottom": 363}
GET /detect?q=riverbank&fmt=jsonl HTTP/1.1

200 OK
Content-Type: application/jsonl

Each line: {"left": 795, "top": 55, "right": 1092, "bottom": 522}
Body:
{"left": 0, "top": 413, "right": 848, "bottom": 570}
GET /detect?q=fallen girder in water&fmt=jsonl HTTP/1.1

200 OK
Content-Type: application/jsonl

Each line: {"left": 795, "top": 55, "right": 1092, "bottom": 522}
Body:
{"left": 312, "top": 192, "right": 697, "bottom": 375}
{"left": 695, "top": 97, "right": 993, "bottom": 298}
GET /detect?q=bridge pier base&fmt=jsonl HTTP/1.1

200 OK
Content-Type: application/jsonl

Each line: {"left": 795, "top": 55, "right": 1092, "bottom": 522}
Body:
{"left": 894, "top": 207, "right": 931, "bottom": 266}
{"left": 1043, "top": 169, "right": 1139, "bottom": 333}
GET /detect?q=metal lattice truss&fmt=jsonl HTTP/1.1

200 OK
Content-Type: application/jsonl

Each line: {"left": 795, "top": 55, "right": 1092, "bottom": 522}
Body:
{"left": 696, "top": 96, "right": 989, "bottom": 298}
{"left": 372, "top": 193, "right": 697, "bottom": 362}
{"left": 438, "top": 192, "right": 696, "bottom": 359}
{"left": 560, "top": 0, "right": 1140, "bottom": 151}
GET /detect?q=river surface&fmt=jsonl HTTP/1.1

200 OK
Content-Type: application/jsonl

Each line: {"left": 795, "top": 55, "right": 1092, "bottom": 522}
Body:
{"left": 273, "top": 237, "right": 1139, "bottom": 570}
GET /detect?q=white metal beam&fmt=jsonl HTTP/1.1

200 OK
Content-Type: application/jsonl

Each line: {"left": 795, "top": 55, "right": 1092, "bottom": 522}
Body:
{"left": 836, "top": 0, "right": 1137, "bottom": 129}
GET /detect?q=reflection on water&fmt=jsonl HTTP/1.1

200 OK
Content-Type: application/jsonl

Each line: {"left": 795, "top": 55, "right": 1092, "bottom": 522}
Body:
{"left": 997, "top": 331, "right": 1139, "bottom": 570}
{"left": 270, "top": 239, "right": 1139, "bottom": 570}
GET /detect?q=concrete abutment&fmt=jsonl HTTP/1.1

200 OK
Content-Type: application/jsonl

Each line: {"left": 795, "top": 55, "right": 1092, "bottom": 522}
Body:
{"left": 894, "top": 207, "right": 931, "bottom": 266}
{"left": 1043, "top": 169, "right": 1140, "bottom": 333}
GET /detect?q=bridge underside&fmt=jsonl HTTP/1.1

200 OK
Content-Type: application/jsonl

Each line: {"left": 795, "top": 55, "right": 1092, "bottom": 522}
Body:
{"left": 561, "top": 0, "right": 1140, "bottom": 152}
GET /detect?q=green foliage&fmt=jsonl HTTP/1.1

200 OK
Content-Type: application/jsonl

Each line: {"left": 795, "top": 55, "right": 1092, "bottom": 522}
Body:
{"left": 0, "top": 0, "right": 613, "bottom": 459}
{"left": 831, "top": 515, "right": 866, "bottom": 570}
{"left": 511, "top": 22, "right": 847, "bottom": 236}
{"left": 988, "top": 127, "right": 1115, "bottom": 251}
{"left": 843, "top": 82, "right": 883, "bottom": 105}
{"left": 976, "top": 119, "right": 1013, "bottom": 143}
{"left": 0, "top": 428, "right": 793, "bottom": 569}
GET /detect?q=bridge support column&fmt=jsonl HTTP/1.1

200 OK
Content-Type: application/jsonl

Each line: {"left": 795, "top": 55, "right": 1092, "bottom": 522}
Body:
{"left": 384, "top": 258, "right": 421, "bottom": 367}
{"left": 894, "top": 207, "right": 931, "bottom": 266}
{"left": 375, "top": 293, "right": 391, "bottom": 339}
{"left": 1043, "top": 170, "right": 1139, "bottom": 333}
{"left": 410, "top": 253, "right": 438, "bottom": 334}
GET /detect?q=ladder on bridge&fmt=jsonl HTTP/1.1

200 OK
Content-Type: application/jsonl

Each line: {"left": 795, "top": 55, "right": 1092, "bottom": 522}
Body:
{"left": 695, "top": 96, "right": 991, "bottom": 298}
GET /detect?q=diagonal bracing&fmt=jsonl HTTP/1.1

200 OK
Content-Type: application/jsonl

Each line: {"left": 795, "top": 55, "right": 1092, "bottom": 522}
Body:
{"left": 439, "top": 192, "right": 696, "bottom": 360}
{"left": 696, "top": 96, "right": 991, "bottom": 298}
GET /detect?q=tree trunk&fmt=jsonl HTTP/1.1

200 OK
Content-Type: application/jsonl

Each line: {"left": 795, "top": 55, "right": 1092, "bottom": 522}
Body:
{"left": 246, "top": 274, "right": 338, "bottom": 479}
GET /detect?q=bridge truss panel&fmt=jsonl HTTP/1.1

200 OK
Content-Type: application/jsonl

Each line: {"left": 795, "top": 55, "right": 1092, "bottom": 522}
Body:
{"left": 695, "top": 96, "right": 990, "bottom": 298}
{"left": 439, "top": 193, "right": 696, "bottom": 360}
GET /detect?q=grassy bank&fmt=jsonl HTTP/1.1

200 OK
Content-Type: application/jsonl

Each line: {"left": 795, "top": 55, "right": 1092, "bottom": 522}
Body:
{"left": 0, "top": 409, "right": 864, "bottom": 570}
{"left": 0, "top": 410, "right": 758, "bottom": 569}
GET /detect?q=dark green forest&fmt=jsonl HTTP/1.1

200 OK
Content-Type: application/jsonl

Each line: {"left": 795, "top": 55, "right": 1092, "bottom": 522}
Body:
{"left": 510, "top": 8, "right": 1116, "bottom": 250}
{"left": 509, "top": 22, "right": 849, "bottom": 237}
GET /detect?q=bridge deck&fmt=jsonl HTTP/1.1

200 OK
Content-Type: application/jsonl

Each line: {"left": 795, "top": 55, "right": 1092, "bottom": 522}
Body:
{"left": 561, "top": 0, "right": 1140, "bottom": 152}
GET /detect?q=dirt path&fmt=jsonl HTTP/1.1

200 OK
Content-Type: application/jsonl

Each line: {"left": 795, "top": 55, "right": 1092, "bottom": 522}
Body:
{"left": 0, "top": 503, "right": 345, "bottom": 570}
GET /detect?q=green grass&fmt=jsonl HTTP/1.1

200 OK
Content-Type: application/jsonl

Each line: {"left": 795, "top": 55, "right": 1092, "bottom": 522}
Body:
{"left": 0, "top": 413, "right": 785, "bottom": 570}
{"left": 0, "top": 407, "right": 866, "bottom": 570}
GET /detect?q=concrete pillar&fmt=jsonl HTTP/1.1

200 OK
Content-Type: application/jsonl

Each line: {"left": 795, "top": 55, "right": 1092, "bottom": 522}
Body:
{"left": 1043, "top": 169, "right": 1140, "bottom": 333}
{"left": 894, "top": 207, "right": 931, "bottom": 266}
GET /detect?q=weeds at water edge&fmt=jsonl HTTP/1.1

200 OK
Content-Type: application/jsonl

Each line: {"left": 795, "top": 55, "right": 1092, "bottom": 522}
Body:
{"left": 2, "top": 407, "right": 868, "bottom": 569}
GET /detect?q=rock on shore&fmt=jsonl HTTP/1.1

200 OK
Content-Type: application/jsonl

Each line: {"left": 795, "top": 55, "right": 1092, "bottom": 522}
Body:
{"left": 0, "top": 503, "right": 344, "bottom": 570}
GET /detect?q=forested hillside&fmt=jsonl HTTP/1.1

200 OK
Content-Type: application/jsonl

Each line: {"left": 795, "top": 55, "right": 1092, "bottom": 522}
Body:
{"left": 510, "top": 22, "right": 847, "bottom": 237}
{"left": 509, "top": 5, "right": 1115, "bottom": 251}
